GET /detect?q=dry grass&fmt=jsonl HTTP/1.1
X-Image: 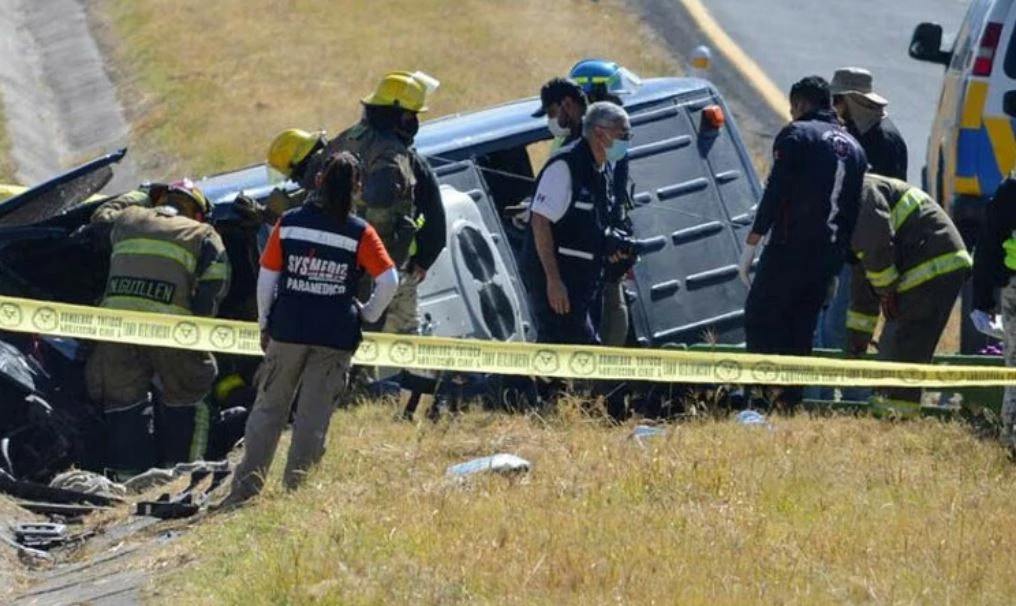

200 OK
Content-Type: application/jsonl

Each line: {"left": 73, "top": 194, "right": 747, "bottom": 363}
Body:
{"left": 91, "top": 0, "right": 680, "bottom": 181}
{"left": 151, "top": 402, "right": 1016, "bottom": 605}
{"left": 0, "top": 98, "right": 16, "bottom": 184}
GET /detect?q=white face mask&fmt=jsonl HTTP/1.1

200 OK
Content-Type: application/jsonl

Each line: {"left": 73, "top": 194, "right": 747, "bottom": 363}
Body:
{"left": 547, "top": 116, "right": 571, "bottom": 138}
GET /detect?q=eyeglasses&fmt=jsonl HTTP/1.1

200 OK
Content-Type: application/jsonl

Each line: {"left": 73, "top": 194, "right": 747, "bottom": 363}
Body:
{"left": 596, "top": 123, "right": 633, "bottom": 141}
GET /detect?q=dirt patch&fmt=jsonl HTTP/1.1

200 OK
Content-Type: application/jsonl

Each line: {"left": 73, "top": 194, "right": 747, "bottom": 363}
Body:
{"left": 0, "top": 0, "right": 137, "bottom": 191}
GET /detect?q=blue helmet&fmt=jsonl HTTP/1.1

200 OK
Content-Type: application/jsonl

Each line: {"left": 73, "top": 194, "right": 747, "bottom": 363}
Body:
{"left": 568, "top": 59, "right": 641, "bottom": 100}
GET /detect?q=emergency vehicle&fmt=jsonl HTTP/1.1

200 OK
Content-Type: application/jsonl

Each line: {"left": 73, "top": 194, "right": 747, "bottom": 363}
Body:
{"left": 910, "top": 0, "right": 1016, "bottom": 352}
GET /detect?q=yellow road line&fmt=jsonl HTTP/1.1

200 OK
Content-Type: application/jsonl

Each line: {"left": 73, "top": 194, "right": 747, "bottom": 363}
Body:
{"left": 678, "top": 0, "right": 791, "bottom": 121}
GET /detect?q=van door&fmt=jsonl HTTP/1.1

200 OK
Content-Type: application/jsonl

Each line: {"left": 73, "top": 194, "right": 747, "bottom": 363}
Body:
{"left": 624, "top": 90, "right": 759, "bottom": 346}
{"left": 933, "top": 0, "right": 995, "bottom": 206}
{"left": 987, "top": 2, "right": 1016, "bottom": 182}
{"left": 424, "top": 159, "right": 536, "bottom": 342}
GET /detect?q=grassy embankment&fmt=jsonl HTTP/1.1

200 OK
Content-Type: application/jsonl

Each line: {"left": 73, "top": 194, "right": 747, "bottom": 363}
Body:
{"left": 146, "top": 404, "right": 1016, "bottom": 605}
{"left": 93, "top": 0, "right": 679, "bottom": 179}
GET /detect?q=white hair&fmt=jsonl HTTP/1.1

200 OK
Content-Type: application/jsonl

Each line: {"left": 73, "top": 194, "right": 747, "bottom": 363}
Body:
{"left": 582, "top": 101, "right": 630, "bottom": 138}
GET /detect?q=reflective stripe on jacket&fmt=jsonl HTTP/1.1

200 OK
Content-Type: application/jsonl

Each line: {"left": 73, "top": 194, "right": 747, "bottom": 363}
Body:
{"left": 847, "top": 174, "right": 970, "bottom": 334}
{"left": 94, "top": 194, "right": 230, "bottom": 317}
{"left": 268, "top": 203, "right": 367, "bottom": 351}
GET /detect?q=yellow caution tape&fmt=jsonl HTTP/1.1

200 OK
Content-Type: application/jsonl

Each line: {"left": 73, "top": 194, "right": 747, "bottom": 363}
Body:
{"left": 0, "top": 294, "right": 1013, "bottom": 388}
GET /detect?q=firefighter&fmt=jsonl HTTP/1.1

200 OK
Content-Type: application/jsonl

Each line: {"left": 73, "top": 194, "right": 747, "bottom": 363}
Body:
{"left": 221, "top": 152, "right": 398, "bottom": 505}
{"left": 740, "top": 75, "right": 867, "bottom": 408}
{"left": 846, "top": 173, "right": 971, "bottom": 416}
{"left": 267, "top": 128, "right": 328, "bottom": 192}
{"left": 83, "top": 180, "right": 230, "bottom": 480}
{"left": 971, "top": 175, "right": 1016, "bottom": 448}
{"left": 326, "top": 71, "right": 444, "bottom": 336}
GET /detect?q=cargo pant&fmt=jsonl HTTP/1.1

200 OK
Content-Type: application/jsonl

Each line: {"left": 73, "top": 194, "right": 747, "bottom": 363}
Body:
{"left": 225, "top": 340, "right": 352, "bottom": 502}
{"left": 1001, "top": 276, "right": 1016, "bottom": 448}
{"left": 872, "top": 269, "right": 968, "bottom": 414}
{"left": 85, "top": 342, "right": 216, "bottom": 477}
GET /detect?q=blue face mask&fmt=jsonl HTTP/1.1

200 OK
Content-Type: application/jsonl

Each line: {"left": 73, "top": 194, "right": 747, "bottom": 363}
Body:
{"left": 606, "top": 138, "right": 630, "bottom": 163}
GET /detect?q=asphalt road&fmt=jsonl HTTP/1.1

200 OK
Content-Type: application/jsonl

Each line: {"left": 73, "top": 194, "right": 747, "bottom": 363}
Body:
{"left": 701, "top": 0, "right": 971, "bottom": 185}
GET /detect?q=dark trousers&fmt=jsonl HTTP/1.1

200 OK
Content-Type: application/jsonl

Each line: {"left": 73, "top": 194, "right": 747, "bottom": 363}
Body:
{"left": 744, "top": 247, "right": 835, "bottom": 405}
{"left": 878, "top": 269, "right": 968, "bottom": 405}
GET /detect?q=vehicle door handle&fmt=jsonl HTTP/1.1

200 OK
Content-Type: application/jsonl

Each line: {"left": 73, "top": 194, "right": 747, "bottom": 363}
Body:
{"left": 1004, "top": 91, "right": 1016, "bottom": 118}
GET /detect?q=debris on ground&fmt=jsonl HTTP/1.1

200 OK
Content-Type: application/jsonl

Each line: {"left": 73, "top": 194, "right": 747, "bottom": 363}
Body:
{"left": 50, "top": 470, "right": 127, "bottom": 499}
{"left": 446, "top": 454, "right": 531, "bottom": 477}
{"left": 735, "top": 410, "right": 772, "bottom": 429}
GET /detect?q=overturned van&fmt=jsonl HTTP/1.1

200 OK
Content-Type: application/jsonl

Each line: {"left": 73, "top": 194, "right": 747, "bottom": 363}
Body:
{"left": 193, "top": 75, "right": 764, "bottom": 347}
{"left": 413, "top": 75, "right": 763, "bottom": 346}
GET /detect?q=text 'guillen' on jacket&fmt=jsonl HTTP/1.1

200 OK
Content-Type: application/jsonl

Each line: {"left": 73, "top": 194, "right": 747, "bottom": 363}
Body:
{"left": 91, "top": 190, "right": 231, "bottom": 318}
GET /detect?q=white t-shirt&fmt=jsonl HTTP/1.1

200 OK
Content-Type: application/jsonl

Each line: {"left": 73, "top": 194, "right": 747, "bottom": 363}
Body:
{"left": 529, "top": 159, "right": 572, "bottom": 223}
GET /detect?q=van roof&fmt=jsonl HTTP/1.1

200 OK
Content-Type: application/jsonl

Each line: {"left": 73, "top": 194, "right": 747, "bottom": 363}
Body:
{"left": 415, "top": 76, "right": 716, "bottom": 161}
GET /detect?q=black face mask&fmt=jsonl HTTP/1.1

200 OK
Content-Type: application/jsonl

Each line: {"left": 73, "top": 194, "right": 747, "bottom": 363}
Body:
{"left": 396, "top": 113, "right": 420, "bottom": 144}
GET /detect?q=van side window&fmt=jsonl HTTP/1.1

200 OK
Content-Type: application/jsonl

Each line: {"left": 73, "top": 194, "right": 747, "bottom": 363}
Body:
{"left": 1006, "top": 19, "right": 1016, "bottom": 78}
{"left": 476, "top": 146, "right": 536, "bottom": 214}
{"left": 951, "top": 0, "right": 994, "bottom": 71}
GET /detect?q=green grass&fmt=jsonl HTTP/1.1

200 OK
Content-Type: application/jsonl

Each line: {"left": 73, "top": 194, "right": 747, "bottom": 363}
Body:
{"left": 148, "top": 402, "right": 1016, "bottom": 605}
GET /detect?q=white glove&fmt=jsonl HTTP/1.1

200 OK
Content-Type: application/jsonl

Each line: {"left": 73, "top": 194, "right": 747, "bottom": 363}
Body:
{"left": 738, "top": 244, "right": 757, "bottom": 287}
{"left": 970, "top": 310, "right": 1005, "bottom": 339}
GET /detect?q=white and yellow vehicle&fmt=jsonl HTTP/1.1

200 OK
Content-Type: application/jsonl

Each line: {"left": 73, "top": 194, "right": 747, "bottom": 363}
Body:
{"left": 910, "top": 0, "right": 1016, "bottom": 238}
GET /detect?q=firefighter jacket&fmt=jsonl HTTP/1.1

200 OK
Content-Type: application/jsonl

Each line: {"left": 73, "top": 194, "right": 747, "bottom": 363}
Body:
{"left": 846, "top": 174, "right": 971, "bottom": 335}
{"left": 752, "top": 109, "right": 867, "bottom": 273}
{"left": 260, "top": 202, "right": 394, "bottom": 351}
{"left": 973, "top": 177, "right": 1016, "bottom": 312}
{"left": 91, "top": 191, "right": 231, "bottom": 317}
{"left": 406, "top": 149, "right": 447, "bottom": 271}
{"left": 328, "top": 120, "right": 418, "bottom": 267}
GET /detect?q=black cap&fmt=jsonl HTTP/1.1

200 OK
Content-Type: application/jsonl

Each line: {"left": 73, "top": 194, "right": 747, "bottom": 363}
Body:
{"left": 532, "top": 77, "right": 587, "bottom": 117}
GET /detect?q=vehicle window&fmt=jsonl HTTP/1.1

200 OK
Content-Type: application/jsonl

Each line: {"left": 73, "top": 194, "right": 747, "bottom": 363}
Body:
{"left": 951, "top": 0, "right": 994, "bottom": 71}
{"left": 1004, "top": 3, "right": 1016, "bottom": 78}
{"left": 475, "top": 145, "right": 537, "bottom": 214}
{"left": 527, "top": 140, "right": 555, "bottom": 174}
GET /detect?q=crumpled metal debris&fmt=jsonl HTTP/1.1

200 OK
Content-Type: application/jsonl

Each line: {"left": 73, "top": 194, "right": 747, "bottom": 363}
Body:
{"left": 49, "top": 469, "right": 127, "bottom": 498}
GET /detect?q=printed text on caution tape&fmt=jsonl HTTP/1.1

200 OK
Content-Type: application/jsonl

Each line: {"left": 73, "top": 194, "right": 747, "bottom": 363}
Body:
{"left": 0, "top": 295, "right": 1013, "bottom": 388}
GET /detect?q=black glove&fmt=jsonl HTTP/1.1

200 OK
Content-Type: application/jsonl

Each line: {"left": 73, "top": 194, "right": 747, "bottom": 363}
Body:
{"left": 232, "top": 193, "right": 267, "bottom": 225}
{"left": 604, "top": 227, "right": 637, "bottom": 258}
{"left": 604, "top": 228, "right": 638, "bottom": 282}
